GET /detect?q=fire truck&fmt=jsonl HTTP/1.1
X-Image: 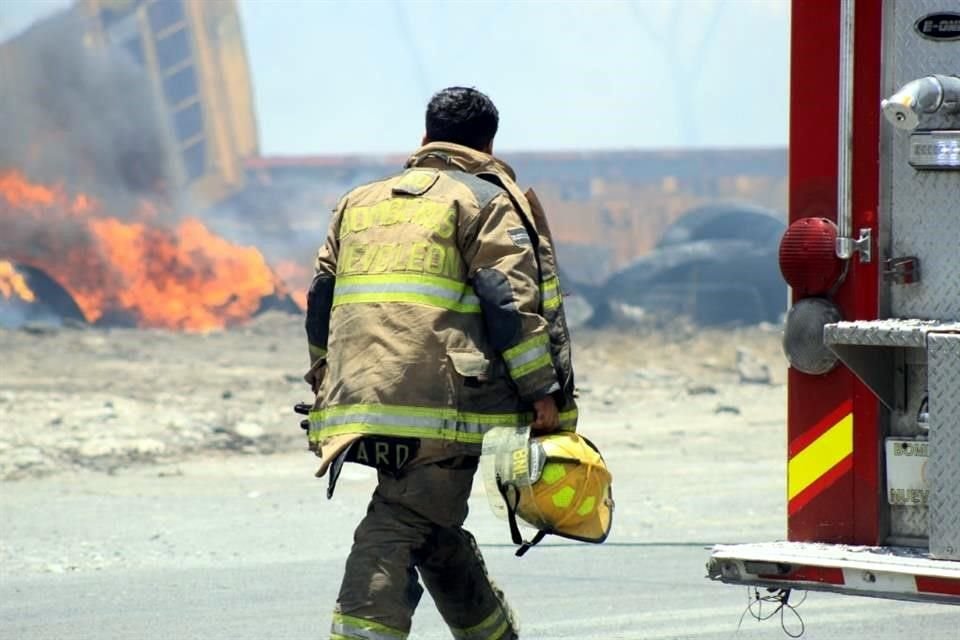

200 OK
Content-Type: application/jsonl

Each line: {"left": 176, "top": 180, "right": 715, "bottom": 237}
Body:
{"left": 707, "top": 0, "right": 960, "bottom": 604}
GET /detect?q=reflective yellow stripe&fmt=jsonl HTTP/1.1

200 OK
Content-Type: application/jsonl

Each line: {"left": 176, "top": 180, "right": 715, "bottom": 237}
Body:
{"left": 486, "top": 619, "right": 509, "bottom": 640}
{"left": 503, "top": 334, "right": 552, "bottom": 379}
{"left": 313, "top": 404, "right": 532, "bottom": 426}
{"left": 331, "top": 613, "right": 407, "bottom": 640}
{"left": 541, "top": 276, "right": 561, "bottom": 311}
{"left": 309, "top": 344, "right": 327, "bottom": 359}
{"left": 510, "top": 353, "right": 552, "bottom": 379}
{"left": 503, "top": 334, "right": 549, "bottom": 360}
{"left": 340, "top": 273, "right": 466, "bottom": 293}
{"left": 309, "top": 404, "right": 532, "bottom": 444}
{"left": 788, "top": 413, "right": 853, "bottom": 500}
{"left": 332, "top": 273, "right": 480, "bottom": 313}
{"left": 460, "top": 608, "right": 503, "bottom": 634}
{"left": 458, "top": 410, "right": 536, "bottom": 426}
{"left": 451, "top": 606, "right": 510, "bottom": 640}
{"left": 541, "top": 276, "right": 560, "bottom": 292}
{"left": 333, "top": 291, "right": 480, "bottom": 313}
{"left": 320, "top": 403, "right": 454, "bottom": 420}
{"left": 312, "top": 424, "right": 485, "bottom": 444}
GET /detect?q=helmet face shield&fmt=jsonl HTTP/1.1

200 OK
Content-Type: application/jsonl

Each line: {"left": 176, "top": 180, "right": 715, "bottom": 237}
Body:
{"left": 481, "top": 427, "right": 613, "bottom": 547}
{"left": 481, "top": 426, "right": 544, "bottom": 520}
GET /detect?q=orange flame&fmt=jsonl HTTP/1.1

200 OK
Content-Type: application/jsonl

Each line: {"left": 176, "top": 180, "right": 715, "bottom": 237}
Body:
{"left": 0, "top": 170, "right": 285, "bottom": 330}
{"left": 273, "top": 260, "right": 309, "bottom": 310}
{"left": 0, "top": 259, "right": 36, "bottom": 302}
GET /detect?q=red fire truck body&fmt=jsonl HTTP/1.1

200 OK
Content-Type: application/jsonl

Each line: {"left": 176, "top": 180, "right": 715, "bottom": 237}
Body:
{"left": 708, "top": 0, "right": 960, "bottom": 603}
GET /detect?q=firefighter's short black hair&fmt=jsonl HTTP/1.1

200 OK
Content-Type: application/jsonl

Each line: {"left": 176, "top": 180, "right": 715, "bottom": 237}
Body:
{"left": 425, "top": 87, "right": 499, "bottom": 151}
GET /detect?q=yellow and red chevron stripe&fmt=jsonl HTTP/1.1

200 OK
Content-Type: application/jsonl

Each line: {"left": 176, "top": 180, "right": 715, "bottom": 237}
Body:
{"left": 788, "top": 400, "right": 854, "bottom": 516}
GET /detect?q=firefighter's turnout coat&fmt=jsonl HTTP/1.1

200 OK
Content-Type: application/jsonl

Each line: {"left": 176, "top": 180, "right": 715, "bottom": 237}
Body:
{"left": 306, "top": 142, "right": 577, "bottom": 469}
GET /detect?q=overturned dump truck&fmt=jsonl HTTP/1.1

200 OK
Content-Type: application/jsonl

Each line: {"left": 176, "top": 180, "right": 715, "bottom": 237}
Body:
{"left": 590, "top": 204, "right": 786, "bottom": 327}
{"left": 708, "top": 0, "right": 960, "bottom": 605}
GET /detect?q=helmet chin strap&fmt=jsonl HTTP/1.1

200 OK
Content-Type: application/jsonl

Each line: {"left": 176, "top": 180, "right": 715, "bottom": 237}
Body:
{"left": 496, "top": 476, "right": 548, "bottom": 557}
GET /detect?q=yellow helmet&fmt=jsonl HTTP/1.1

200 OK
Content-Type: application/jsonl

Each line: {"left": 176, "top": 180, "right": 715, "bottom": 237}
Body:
{"left": 481, "top": 426, "right": 614, "bottom": 555}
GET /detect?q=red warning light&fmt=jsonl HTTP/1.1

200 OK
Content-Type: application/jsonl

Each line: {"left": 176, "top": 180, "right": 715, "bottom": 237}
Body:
{"left": 779, "top": 218, "right": 844, "bottom": 297}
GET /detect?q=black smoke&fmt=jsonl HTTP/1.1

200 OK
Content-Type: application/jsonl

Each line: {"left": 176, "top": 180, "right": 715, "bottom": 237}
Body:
{"left": 0, "top": 7, "right": 177, "bottom": 205}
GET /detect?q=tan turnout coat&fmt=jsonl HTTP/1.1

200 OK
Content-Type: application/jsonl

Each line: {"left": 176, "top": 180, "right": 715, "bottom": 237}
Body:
{"left": 305, "top": 142, "right": 577, "bottom": 471}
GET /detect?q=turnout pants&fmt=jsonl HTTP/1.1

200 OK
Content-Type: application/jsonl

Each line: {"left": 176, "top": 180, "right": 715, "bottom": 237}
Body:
{"left": 330, "top": 459, "right": 518, "bottom": 640}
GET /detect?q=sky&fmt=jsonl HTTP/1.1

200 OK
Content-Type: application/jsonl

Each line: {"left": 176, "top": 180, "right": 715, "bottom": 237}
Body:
{"left": 0, "top": 0, "right": 790, "bottom": 155}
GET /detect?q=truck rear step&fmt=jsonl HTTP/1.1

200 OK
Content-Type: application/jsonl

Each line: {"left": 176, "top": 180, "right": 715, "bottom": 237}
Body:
{"left": 708, "top": 542, "right": 960, "bottom": 605}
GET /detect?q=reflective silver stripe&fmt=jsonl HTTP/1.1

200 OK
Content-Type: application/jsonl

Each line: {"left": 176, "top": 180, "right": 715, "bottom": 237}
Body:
{"left": 331, "top": 614, "right": 407, "bottom": 640}
{"left": 541, "top": 276, "right": 561, "bottom": 310}
{"left": 335, "top": 281, "right": 479, "bottom": 306}
{"left": 321, "top": 411, "right": 483, "bottom": 434}
{"left": 503, "top": 334, "right": 548, "bottom": 361}
{"left": 506, "top": 343, "right": 550, "bottom": 371}
{"left": 503, "top": 335, "right": 552, "bottom": 379}
{"left": 314, "top": 409, "right": 528, "bottom": 434}
{"left": 308, "top": 405, "right": 531, "bottom": 444}
{"left": 332, "top": 275, "right": 481, "bottom": 313}
{"left": 540, "top": 277, "right": 560, "bottom": 300}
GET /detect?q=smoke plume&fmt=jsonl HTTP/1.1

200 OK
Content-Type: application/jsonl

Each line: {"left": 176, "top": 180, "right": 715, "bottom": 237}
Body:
{"left": 0, "top": 8, "right": 177, "bottom": 207}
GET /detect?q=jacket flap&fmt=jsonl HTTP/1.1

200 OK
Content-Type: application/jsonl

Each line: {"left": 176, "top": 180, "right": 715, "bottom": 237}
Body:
{"left": 447, "top": 349, "right": 491, "bottom": 378}
{"left": 392, "top": 168, "right": 440, "bottom": 196}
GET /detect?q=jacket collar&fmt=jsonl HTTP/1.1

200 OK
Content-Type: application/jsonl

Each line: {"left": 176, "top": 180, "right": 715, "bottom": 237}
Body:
{"left": 405, "top": 142, "right": 518, "bottom": 182}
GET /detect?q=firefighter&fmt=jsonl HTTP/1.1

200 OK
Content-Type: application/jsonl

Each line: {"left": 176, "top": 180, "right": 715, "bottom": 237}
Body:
{"left": 304, "top": 86, "right": 577, "bottom": 640}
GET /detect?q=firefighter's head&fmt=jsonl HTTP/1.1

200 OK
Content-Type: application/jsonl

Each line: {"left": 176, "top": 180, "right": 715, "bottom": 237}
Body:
{"left": 423, "top": 87, "right": 499, "bottom": 154}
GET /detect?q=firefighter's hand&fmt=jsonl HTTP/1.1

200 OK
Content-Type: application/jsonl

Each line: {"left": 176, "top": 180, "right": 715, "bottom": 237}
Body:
{"left": 304, "top": 361, "right": 327, "bottom": 395}
{"left": 531, "top": 395, "right": 559, "bottom": 432}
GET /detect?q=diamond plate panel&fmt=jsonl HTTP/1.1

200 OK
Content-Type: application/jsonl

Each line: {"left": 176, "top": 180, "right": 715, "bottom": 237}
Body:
{"left": 927, "top": 334, "right": 960, "bottom": 558}
{"left": 824, "top": 319, "right": 960, "bottom": 347}
{"left": 891, "top": 504, "right": 929, "bottom": 540}
{"left": 885, "top": 0, "right": 960, "bottom": 319}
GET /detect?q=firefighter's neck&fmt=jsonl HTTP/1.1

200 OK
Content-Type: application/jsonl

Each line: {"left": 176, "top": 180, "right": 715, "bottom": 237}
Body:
{"left": 421, "top": 135, "right": 493, "bottom": 155}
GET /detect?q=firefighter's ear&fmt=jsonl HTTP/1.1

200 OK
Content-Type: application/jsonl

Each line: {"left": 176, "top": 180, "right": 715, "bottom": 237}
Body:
{"left": 422, "top": 133, "right": 429, "bottom": 146}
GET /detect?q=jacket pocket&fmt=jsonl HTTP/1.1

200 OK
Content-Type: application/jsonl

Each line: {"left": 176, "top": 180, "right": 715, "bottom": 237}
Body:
{"left": 447, "top": 348, "right": 521, "bottom": 416}
{"left": 447, "top": 349, "right": 491, "bottom": 382}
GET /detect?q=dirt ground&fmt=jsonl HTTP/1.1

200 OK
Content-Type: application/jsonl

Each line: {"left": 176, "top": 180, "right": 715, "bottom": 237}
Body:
{"left": 0, "top": 312, "right": 785, "bottom": 480}
{"left": 0, "top": 311, "right": 788, "bottom": 575}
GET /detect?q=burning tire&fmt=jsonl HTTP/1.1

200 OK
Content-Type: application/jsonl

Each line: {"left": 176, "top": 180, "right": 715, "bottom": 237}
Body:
{"left": 594, "top": 205, "right": 787, "bottom": 327}
{"left": 0, "top": 260, "right": 86, "bottom": 329}
{"left": 657, "top": 203, "right": 785, "bottom": 249}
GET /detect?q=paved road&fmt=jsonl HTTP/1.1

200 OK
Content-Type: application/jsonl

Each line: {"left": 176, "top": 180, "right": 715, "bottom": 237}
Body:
{"left": 3, "top": 452, "right": 959, "bottom": 639}
{"left": 4, "top": 544, "right": 958, "bottom": 639}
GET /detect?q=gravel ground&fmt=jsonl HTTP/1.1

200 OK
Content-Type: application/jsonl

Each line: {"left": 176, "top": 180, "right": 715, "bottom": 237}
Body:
{"left": 0, "top": 312, "right": 785, "bottom": 481}
{"left": 0, "top": 313, "right": 311, "bottom": 480}
{"left": 0, "top": 311, "right": 788, "bottom": 576}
